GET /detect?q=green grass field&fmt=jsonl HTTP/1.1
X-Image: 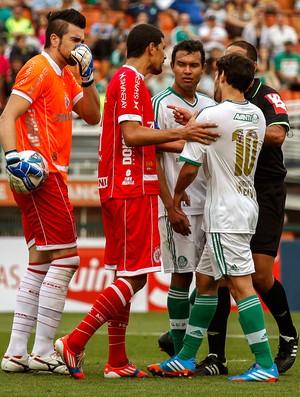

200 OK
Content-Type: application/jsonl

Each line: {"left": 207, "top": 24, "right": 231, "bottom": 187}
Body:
{"left": 0, "top": 311, "right": 299, "bottom": 397}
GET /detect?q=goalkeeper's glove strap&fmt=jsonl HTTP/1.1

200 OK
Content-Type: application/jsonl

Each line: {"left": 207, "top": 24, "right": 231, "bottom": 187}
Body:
{"left": 82, "top": 78, "right": 94, "bottom": 88}
{"left": 5, "top": 149, "right": 20, "bottom": 165}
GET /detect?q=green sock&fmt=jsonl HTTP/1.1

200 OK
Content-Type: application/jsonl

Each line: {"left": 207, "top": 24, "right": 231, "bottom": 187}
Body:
{"left": 237, "top": 295, "right": 273, "bottom": 369}
{"left": 178, "top": 294, "right": 218, "bottom": 360}
{"left": 168, "top": 285, "right": 190, "bottom": 354}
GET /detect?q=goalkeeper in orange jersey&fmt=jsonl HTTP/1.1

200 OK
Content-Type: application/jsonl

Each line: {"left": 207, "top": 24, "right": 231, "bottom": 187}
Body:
{"left": 0, "top": 8, "right": 100, "bottom": 374}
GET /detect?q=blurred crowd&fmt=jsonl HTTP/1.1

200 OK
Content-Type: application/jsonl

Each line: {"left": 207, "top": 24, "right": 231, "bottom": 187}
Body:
{"left": 0, "top": 0, "right": 300, "bottom": 111}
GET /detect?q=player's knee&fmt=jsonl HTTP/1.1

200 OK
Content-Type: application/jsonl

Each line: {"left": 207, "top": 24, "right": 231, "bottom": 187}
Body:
{"left": 171, "top": 272, "right": 193, "bottom": 289}
{"left": 252, "top": 272, "right": 274, "bottom": 293}
{"left": 127, "top": 274, "right": 147, "bottom": 293}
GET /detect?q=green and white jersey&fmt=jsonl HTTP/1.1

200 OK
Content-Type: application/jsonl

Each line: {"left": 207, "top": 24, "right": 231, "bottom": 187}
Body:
{"left": 152, "top": 87, "right": 215, "bottom": 217}
{"left": 180, "top": 100, "right": 266, "bottom": 233}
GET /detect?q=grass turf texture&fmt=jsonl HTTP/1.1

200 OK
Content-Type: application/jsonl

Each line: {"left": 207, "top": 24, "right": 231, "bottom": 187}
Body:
{"left": 0, "top": 311, "right": 299, "bottom": 397}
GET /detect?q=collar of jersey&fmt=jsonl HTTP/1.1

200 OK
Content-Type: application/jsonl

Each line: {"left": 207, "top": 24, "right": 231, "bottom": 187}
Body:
{"left": 245, "top": 78, "right": 261, "bottom": 99}
{"left": 122, "top": 64, "right": 145, "bottom": 79}
{"left": 41, "top": 51, "right": 64, "bottom": 77}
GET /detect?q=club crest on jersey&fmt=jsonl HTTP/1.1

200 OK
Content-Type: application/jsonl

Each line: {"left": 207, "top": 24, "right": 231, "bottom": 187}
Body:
{"left": 177, "top": 255, "right": 188, "bottom": 269}
{"left": 64, "top": 94, "right": 70, "bottom": 108}
{"left": 153, "top": 246, "right": 161, "bottom": 263}
{"left": 146, "top": 161, "right": 153, "bottom": 170}
{"left": 233, "top": 113, "right": 259, "bottom": 124}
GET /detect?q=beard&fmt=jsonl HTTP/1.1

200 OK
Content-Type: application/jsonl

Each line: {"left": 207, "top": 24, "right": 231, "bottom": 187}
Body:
{"left": 58, "top": 43, "right": 77, "bottom": 66}
{"left": 65, "top": 55, "right": 77, "bottom": 66}
{"left": 151, "top": 64, "right": 163, "bottom": 76}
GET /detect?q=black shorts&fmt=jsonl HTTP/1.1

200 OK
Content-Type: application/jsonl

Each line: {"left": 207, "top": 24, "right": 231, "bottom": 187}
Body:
{"left": 250, "top": 180, "right": 286, "bottom": 257}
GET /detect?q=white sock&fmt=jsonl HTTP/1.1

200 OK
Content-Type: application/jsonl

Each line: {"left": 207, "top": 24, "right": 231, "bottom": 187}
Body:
{"left": 32, "top": 255, "right": 79, "bottom": 357}
{"left": 5, "top": 262, "right": 50, "bottom": 357}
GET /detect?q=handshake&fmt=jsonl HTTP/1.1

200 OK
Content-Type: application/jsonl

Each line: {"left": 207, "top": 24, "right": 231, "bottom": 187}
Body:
{"left": 71, "top": 44, "right": 94, "bottom": 87}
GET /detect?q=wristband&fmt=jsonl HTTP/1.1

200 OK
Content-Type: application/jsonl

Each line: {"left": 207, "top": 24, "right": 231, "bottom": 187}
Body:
{"left": 5, "top": 149, "right": 20, "bottom": 165}
{"left": 82, "top": 78, "right": 94, "bottom": 88}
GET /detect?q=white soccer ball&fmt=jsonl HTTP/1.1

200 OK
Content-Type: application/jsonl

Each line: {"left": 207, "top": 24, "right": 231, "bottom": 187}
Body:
{"left": 7, "top": 150, "right": 49, "bottom": 194}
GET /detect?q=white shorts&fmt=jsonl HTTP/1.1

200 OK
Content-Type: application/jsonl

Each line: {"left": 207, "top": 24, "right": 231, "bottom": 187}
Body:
{"left": 197, "top": 232, "right": 255, "bottom": 280}
{"left": 159, "top": 214, "right": 205, "bottom": 274}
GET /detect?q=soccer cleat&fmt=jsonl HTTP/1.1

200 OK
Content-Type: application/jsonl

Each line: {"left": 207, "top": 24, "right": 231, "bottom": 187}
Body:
{"left": 54, "top": 335, "right": 85, "bottom": 380}
{"left": 274, "top": 331, "right": 299, "bottom": 373}
{"left": 104, "top": 362, "right": 148, "bottom": 378}
{"left": 147, "top": 356, "right": 195, "bottom": 378}
{"left": 228, "top": 363, "right": 279, "bottom": 382}
{"left": 194, "top": 354, "right": 228, "bottom": 376}
{"left": 157, "top": 331, "right": 175, "bottom": 357}
{"left": 28, "top": 352, "right": 69, "bottom": 374}
{"left": 1, "top": 355, "right": 30, "bottom": 373}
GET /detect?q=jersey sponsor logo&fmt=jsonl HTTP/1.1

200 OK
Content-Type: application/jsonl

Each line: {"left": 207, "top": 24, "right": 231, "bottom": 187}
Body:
{"left": 98, "top": 176, "right": 108, "bottom": 188}
{"left": 122, "top": 137, "right": 134, "bottom": 165}
{"left": 133, "top": 74, "right": 140, "bottom": 104}
{"left": 265, "top": 93, "right": 287, "bottom": 114}
{"left": 27, "top": 67, "right": 48, "bottom": 95}
{"left": 64, "top": 94, "right": 70, "bottom": 109}
{"left": 119, "top": 71, "right": 127, "bottom": 108}
{"left": 18, "top": 62, "right": 35, "bottom": 86}
{"left": 121, "top": 177, "right": 134, "bottom": 185}
{"left": 233, "top": 113, "right": 259, "bottom": 123}
{"left": 17, "top": 61, "right": 39, "bottom": 89}
{"left": 122, "top": 169, "right": 135, "bottom": 185}
{"left": 236, "top": 180, "right": 255, "bottom": 198}
{"left": 26, "top": 109, "right": 40, "bottom": 147}
{"left": 53, "top": 111, "right": 72, "bottom": 122}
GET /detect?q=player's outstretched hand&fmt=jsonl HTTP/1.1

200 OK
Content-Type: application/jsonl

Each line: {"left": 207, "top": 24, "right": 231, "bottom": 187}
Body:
{"left": 181, "top": 112, "right": 220, "bottom": 145}
{"left": 167, "top": 105, "right": 193, "bottom": 126}
{"left": 71, "top": 44, "right": 94, "bottom": 87}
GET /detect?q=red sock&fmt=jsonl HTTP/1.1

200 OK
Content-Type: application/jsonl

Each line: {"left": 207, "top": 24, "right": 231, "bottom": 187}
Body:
{"left": 68, "top": 278, "right": 133, "bottom": 352}
{"left": 107, "top": 302, "right": 131, "bottom": 367}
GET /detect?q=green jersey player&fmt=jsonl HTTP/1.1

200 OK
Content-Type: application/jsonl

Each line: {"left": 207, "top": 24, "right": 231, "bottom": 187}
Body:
{"left": 148, "top": 53, "right": 280, "bottom": 382}
{"left": 152, "top": 40, "right": 215, "bottom": 356}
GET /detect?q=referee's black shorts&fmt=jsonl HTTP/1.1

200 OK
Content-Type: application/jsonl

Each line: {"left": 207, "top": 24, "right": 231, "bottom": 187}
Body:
{"left": 250, "top": 179, "right": 286, "bottom": 258}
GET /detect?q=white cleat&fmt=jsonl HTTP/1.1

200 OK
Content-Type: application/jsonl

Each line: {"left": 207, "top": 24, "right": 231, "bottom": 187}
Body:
{"left": 28, "top": 351, "right": 69, "bottom": 374}
{"left": 1, "top": 355, "right": 30, "bottom": 373}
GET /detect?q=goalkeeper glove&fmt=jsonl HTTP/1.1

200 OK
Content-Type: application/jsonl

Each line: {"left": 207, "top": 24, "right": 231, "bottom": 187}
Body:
{"left": 71, "top": 44, "right": 94, "bottom": 87}
{"left": 5, "top": 150, "right": 43, "bottom": 192}
{"left": 5, "top": 150, "right": 20, "bottom": 165}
